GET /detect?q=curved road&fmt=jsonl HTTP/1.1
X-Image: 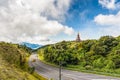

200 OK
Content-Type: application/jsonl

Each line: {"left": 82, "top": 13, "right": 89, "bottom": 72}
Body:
{"left": 29, "top": 53, "right": 120, "bottom": 80}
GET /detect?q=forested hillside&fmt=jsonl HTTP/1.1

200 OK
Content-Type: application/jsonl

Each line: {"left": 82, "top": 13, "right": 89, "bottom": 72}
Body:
{"left": 0, "top": 42, "right": 39, "bottom": 80}
{"left": 38, "top": 36, "right": 120, "bottom": 75}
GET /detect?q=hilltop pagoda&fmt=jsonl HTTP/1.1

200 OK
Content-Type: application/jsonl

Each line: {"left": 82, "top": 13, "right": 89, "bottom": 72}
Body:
{"left": 76, "top": 33, "right": 81, "bottom": 42}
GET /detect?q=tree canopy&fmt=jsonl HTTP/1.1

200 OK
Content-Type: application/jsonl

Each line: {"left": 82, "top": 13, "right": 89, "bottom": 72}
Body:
{"left": 38, "top": 36, "right": 120, "bottom": 70}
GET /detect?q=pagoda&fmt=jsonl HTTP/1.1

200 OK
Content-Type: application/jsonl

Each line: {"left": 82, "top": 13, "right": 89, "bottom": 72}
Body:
{"left": 76, "top": 33, "right": 81, "bottom": 42}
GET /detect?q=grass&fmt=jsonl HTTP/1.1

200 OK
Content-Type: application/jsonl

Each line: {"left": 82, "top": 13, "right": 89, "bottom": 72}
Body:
{"left": 33, "top": 72, "right": 47, "bottom": 80}
{"left": 66, "top": 65, "right": 120, "bottom": 78}
{"left": 0, "top": 42, "right": 47, "bottom": 80}
{"left": 0, "top": 55, "right": 38, "bottom": 80}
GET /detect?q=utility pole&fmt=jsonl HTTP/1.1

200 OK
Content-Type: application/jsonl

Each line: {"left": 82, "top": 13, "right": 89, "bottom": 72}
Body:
{"left": 59, "top": 61, "right": 61, "bottom": 80}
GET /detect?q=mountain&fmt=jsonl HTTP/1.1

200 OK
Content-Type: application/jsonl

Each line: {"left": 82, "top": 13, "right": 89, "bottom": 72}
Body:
{"left": 21, "top": 42, "right": 42, "bottom": 50}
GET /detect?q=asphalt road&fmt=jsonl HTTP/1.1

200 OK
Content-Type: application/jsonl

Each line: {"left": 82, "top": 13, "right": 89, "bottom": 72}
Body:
{"left": 29, "top": 53, "right": 120, "bottom": 80}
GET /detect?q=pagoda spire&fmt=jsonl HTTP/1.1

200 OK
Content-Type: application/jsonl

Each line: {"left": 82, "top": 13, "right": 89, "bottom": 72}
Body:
{"left": 76, "top": 32, "right": 81, "bottom": 42}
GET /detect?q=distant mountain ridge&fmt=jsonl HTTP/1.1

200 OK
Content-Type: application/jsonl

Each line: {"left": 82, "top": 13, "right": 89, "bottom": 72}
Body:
{"left": 21, "top": 42, "right": 43, "bottom": 50}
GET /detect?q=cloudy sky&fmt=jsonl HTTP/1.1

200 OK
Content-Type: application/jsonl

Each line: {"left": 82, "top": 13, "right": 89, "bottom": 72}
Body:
{"left": 0, "top": 0, "right": 120, "bottom": 45}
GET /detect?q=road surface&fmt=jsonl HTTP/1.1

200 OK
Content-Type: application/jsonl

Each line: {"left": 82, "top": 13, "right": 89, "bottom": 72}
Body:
{"left": 29, "top": 53, "right": 120, "bottom": 80}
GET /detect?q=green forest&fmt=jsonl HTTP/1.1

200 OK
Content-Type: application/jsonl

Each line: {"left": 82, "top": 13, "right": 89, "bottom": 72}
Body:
{"left": 38, "top": 36, "right": 120, "bottom": 76}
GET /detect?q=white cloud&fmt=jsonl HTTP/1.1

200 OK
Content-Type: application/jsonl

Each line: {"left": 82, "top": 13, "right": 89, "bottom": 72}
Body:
{"left": 23, "top": 0, "right": 71, "bottom": 21}
{"left": 94, "top": 11, "right": 120, "bottom": 37}
{"left": 94, "top": 0, "right": 120, "bottom": 37}
{"left": 99, "top": 0, "right": 120, "bottom": 10}
{"left": 99, "top": 26, "right": 120, "bottom": 37}
{"left": 64, "top": 26, "right": 74, "bottom": 35}
{"left": 94, "top": 11, "right": 120, "bottom": 26}
{"left": 0, "top": 0, "right": 74, "bottom": 45}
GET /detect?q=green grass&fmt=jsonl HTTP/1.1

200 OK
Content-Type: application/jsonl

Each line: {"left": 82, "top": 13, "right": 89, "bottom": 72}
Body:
{"left": 66, "top": 65, "right": 120, "bottom": 78}
{"left": 33, "top": 72, "right": 47, "bottom": 80}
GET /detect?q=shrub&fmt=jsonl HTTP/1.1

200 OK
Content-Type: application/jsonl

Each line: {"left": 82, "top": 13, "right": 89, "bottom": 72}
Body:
{"left": 28, "top": 67, "right": 35, "bottom": 74}
{"left": 80, "top": 61, "right": 87, "bottom": 67}
{"left": 104, "top": 60, "right": 115, "bottom": 69}
{"left": 93, "top": 57, "right": 105, "bottom": 68}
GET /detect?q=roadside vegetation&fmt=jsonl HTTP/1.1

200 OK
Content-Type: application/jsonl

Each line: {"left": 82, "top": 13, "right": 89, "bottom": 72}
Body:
{"left": 0, "top": 42, "right": 47, "bottom": 80}
{"left": 38, "top": 35, "right": 120, "bottom": 77}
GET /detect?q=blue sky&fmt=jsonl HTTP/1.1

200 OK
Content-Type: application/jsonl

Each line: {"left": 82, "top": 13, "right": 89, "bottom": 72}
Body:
{"left": 0, "top": 0, "right": 120, "bottom": 45}
{"left": 59, "top": 0, "right": 120, "bottom": 41}
{"left": 66, "top": 0, "right": 105, "bottom": 29}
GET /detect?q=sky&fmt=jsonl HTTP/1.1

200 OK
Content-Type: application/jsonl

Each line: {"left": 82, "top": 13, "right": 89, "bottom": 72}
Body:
{"left": 0, "top": 0, "right": 120, "bottom": 45}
